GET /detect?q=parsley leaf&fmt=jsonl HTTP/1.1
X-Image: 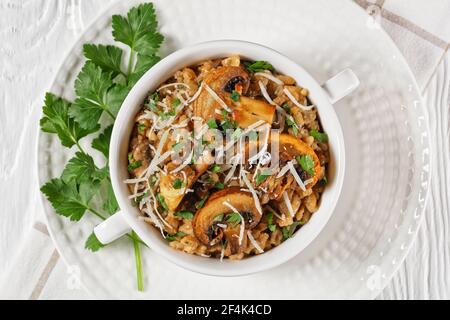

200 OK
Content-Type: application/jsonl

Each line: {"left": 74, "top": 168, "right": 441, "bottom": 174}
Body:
{"left": 310, "top": 129, "right": 329, "bottom": 143}
{"left": 70, "top": 62, "right": 115, "bottom": 129}
{"left": 85, "top": 232, "right": 105, "bottom": 252}
{"left": 296, "top": 155, "right": 315, "bottom": 175}
{"left": 61, "top": 152, "right": 105, "bottom": 183}
{"left": 83, "top": 44, "right": 124, "bottom": 77}
{"left": 106, "top": 84, "right": 130, "bottom": 116}
{"left": 129, "top": 54, "right": 161, "bottom": 86}
{"left": 244, "top": 60, "right": 274, "bottom": 73}
{"left": 40, "top": 178, "right": 100, "bottom": 221}
{"left": 112, "top": 3, "right": 164, "bottom": 56}
{"left": 103, "top": 179, "right": 120, "bottom": 215}
{"left": 40, "top": 93, "right": 98, "bottom": 148}
{"left": 91, "top": 125, "right": 113, "bottom": 158}
{"left": 174, "top": 210, "right": 194, "bottom": 220}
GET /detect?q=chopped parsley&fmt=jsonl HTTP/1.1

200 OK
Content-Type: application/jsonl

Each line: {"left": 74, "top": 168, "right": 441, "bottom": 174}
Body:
{"left": 255, "top": 173, "right": 270, "bottom": 185}
{"left": 244, "top": 60, "right": 274, "bottom": 73}
{"left": 210, "top": 164, "right": 222, "bottom": 173}
{"left": 282, "top": 103, "right": 291, "bottom": 113}
{"left": 282, "top": 222, "right": 301, "bottom": 240}
{"left": 286, "top": 117, "right": 299, "bottom": 137}
{"left": 156, "top": 193, "right": 169, "bottom": 211}
{"left": 174, "top": 210, "right": 194, "bottom": 220}
{"left": 172, "top": 97, "right": 181, "bottom": 107}
{"left": 137, "top": 123, "right": 146, "bottom": 133}
{"left": 214, "top": 182, "right": 225, "bottom": 190}
{"left": 172, "top": 178, "right": 184, "bottom": 189}
{"left": 226, "top": 212, "right": 242, "bottom": 226}
{"left": 166, "top": 232, "right": 187, "bottom": 242}
{"left": 310, "top": 129, "right": 328, "bottom": 143}
{"left": 267, "top": 212, "right": 276, "bottom": 232}
{"left": 149, "top": 175, "right": 158, "bottom": 186}
{"left": 195, "top": 197, "right": 208, "bottom": 209}
{"left": 296, "top": 155, "right": 315, "bottom": 175}
{"left": 207, "top": 119, "right": 218, "bottom": 129}
{"left": 230, "top": 90, "right": 240, "bottom": 102}
{"left": 128, "top": 160, "right": 142, "bottom": 172}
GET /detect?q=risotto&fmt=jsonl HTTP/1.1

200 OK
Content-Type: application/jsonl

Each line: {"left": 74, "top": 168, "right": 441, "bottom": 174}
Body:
{"left": 126, "top": 55, "right": 329, "bottom": 260}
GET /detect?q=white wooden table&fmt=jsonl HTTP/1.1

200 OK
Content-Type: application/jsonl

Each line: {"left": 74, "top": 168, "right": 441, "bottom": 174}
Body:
{"left": 0, "top": 0, "right": 448, "bottom": 299}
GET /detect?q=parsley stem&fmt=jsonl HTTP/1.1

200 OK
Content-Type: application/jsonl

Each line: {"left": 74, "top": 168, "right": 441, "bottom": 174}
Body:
{"left": 132, "top": 231, "right": 144, "bottom": 291}
{"left": 127, "top": 49, "right": 135, "bottom": 79}
{"left": 75, "top": 142, "right": 88, "bottom": 156}
{"left": 105, "top": 108, "right": 116, "bottom": 121}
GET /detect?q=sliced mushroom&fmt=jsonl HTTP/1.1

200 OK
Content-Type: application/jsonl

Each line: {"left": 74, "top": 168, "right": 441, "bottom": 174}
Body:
{"left": 192, "top": 187, "right": 262, "bottom": 248}
{"left": 194, "top": 66, "right": 250, "bottom": 120}
{"left": 233, "top": 96, "right": 276, "bottom": 127}
{"left": 159, "top": 165, "right": 197, "bottom": 212}
{"left": 271, "top": 133, "right": 321, "bottom": 188}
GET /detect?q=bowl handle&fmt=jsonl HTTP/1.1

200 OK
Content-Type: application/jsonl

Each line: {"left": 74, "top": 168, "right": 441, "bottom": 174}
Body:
{"left": 94, "top": 211, "right": 131, "bottom": 245}
{"left": 321, "top": 68, "right": 360, "bottom": 104}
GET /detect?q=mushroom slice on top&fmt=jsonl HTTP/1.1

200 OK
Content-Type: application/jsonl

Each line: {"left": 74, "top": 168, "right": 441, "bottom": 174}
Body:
{"left": 271, "top": 133, "right": 321, "bottom": 189}
{"left": 192, "top": 187, "right": 262, "bottom": 248}
{"left": 232, "top": 96, "right": 276, "bottom": 128}
{"left": 159, "top": 151, "right": 214, "bottom": 212}
{"left": 159, "top": 165, "right": 197, "bottom": 212}
{"left": 194, "top": 66, "right": 250, "bottom": 120}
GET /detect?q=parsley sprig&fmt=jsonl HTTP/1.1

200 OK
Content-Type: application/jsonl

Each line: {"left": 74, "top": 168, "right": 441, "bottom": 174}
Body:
{"left": 39, "top": 3, "right": 164, "bottom": 292}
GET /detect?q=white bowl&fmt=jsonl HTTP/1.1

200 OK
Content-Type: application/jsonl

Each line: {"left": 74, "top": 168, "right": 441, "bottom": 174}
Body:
{"left": 95, "top": 40, "right": 357, "bottom": 277}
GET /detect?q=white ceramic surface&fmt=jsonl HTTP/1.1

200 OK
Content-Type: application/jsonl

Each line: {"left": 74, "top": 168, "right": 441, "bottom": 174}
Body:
{"left": 37, "top": 0, "right": 431, "bottom": 299}
{"left": 94, "top": 40, "right": 356, "bottom": 277}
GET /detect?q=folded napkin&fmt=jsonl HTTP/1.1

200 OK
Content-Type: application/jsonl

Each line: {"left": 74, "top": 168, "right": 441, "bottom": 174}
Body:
{"left": 2, "top": 0, "right": 448, "bottom": 299}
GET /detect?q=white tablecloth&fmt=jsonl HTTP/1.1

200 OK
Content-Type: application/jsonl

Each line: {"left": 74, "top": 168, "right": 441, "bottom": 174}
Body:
{"left": 0, "top": 0, "right": 449, "bottom": 299}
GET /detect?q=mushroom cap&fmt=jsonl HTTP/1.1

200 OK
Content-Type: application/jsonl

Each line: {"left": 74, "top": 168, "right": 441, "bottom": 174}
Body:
{"left": 194, "top": 66, "right": 250, "bottom": 120}
{"left": 192, "top": 187, "right": 262, "bottom": 246}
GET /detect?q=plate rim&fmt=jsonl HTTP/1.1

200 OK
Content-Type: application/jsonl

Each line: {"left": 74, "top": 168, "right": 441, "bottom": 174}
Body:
{"left": 35, "top": 0, "right": 432, "bottom": 299}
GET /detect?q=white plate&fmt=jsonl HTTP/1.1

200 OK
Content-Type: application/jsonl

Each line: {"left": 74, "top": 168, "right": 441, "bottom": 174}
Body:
{"left": 37, "top": 0, "right": 431, "bottom": 299}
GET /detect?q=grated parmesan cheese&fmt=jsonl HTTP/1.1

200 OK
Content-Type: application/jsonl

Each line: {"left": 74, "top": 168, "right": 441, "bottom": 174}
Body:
{"left": 258, "top": 81, "right": 277, "bottom": 106}
{"left": 240, "top": 171, "right": 263, "bottom": 216}
{"left": 283, "top": 88, "right": 314, "bottom": 111}
{"left": 247, "top": 231, "right": 264, "bottom": 253}
{"left": 255, "top": 72, "right": 284, "bottom": 85}
{"left": 282, "top": 191, "right": 295, "bottom": 218}
{"left": 157, "top": 82, "right": 190, "bottom": 92}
